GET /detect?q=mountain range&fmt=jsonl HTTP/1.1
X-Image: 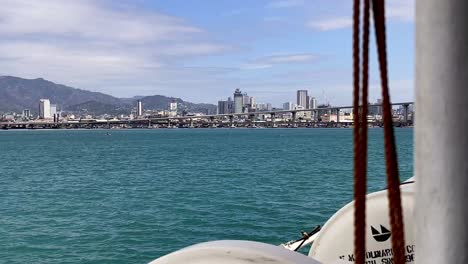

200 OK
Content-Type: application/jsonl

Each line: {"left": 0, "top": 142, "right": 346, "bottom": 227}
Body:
{"left": 0, "top": 76, "right": 216, "bottom": 115}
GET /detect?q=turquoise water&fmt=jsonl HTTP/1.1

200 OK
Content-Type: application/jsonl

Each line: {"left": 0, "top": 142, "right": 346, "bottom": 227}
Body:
{"left": 0, "top": 128, "right": 413, "bottom": 263}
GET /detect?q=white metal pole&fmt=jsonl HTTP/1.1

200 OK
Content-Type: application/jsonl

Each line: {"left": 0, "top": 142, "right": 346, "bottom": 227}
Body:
{"left": 415, "top": 0, "right": 468, "bottom": 263}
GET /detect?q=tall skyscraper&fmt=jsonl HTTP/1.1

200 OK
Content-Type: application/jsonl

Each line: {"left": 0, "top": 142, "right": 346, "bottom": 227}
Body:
{"left": 249, "top": 97, "right": 256, "bottom": 108}
{"left": 297, "top": 90, "right": 308, "bottom": 108}
{"left": 169, "top": 101, "right": 177, "bottom": 111}
{"left": 217, "top": 100, "right": 229, "bottom": 114}
{"left": 242, "top": 93, "right": 250, "bottom": 106}
{"left": 137, "top": 100, "right": 143, "bottom": 116}
{"left": 310, "top": 97, "right": 317, "bottom": 109}
{"left": 39, "top": 99, "right": 51, "bottom": 119}
{"left": 227, "top": 97, "right": 234, "bottom": 114}
{"left": 50, "top": 104, "right": 57, "bottom": 116}
{"left": 168, "top": 100, "right": 177, "bottom": 117}
{"left": 234, "top": 89, "right": 243, "bottom": 113}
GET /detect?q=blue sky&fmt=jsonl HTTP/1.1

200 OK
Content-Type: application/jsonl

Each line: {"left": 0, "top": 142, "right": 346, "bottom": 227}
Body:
{"left": 0, "top": 0, "right": 414, "bottom": 106}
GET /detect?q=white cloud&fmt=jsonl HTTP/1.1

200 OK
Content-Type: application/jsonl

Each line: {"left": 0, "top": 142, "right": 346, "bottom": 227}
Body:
{"left": 244, "top": 53, "right": 318, "bottom": 69}
{"left": 319, "top": 79, "right": 414, "bottom": 106}
{"left": 387, "top": 0, "right": 414, "bottom": 22}
{"left": 0, "top": 0, "right": 236, "bottom": 99}
{"left": 306, "top": 0, "right": 414, "bottom": 31}
{"left": 267, "top": 0, "right": 304, "bottom": 8}
{"left": 159, "top": 43, "right": 234, "bottom": 56}
{"left": 0, "top": 0, "right": 201, "bottom": 42}
{"left": 307, "top": 18, "right": 352, "bottom": 31}
{"left": 0, "top": 0, "right": 413, "bottom": 105}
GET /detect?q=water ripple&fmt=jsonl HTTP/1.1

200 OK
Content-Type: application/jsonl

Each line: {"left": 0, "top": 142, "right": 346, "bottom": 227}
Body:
{"left": 0, "top": 128, "right": 413, "bottom": 263}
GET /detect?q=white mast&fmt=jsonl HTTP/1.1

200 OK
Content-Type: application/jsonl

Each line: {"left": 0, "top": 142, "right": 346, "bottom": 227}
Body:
{"left": 415, "top": 0, "right": 468, "bottom": 263}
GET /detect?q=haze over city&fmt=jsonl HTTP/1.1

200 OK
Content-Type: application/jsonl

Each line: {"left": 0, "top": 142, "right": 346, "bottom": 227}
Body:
{"left": 0, "top": 0, "right": 414, "bottom": 106}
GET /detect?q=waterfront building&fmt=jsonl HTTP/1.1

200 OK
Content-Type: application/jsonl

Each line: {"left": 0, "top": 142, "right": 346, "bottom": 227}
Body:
{"left": 283, "top": 102, "right": 294, "bottom": 110}
{"left": 310, "top": 97, "right": 317, "bottom": 109}
{"left": 249, "top": 97, "right": 256, "bottom": 108}
{"left": 243, "top": 93, "right": 250, "bottom": 107}
{"left": 22, "top": 109, "right": 30, "bottom": 118}
{"left": 256, "top": 103, "right": 264, "bottom": 111}
{"left": 50, "top": 104, "right": 57, "bottom": 116}
{"left": 39, "top": 99, "right": 51, "bottom": 119}
{"left": 256, "top": 103, "right": 272, "bottom": 111}
{"left": 376, "top": 98, "right": 382, "bottom": 115}
{"left": 217, "top": 100, "right": 229, "bottom": 115}
{"left": 137, "top": 100, "right": 143, "bottom": 116}
{"left": 294, "top": 105, "right": 305, "bottom": 118}
{"left": 227, "top": 97, "right": 234, "bottom": 114}
{"left": 169, "top": 100, "right": 177, "bottom": 117}
{"left": 297, "top": 90, "right": 308, "bottom": 109}
{"left": 234, "top": 89, "right": 243, "bottom": 113}
{"left": 169, "top": 101, "right": 177, "bottom": 111}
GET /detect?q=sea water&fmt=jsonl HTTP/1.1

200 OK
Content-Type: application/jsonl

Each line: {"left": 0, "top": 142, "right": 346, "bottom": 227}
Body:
{"left": 0, "top": 128, "right": 413, "bottom": 263}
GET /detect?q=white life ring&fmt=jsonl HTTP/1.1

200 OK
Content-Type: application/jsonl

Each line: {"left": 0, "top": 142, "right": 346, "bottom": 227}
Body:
{"left": 309, "top": 179, "right": 415, "bottom": 263}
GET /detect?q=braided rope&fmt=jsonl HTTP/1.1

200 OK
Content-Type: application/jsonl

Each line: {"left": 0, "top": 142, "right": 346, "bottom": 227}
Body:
{"left": 353, "top": 1, "right": 405, "bottom": 264}
{"left": 352, "top": 0, "right": 366, "bottom": 263}
{"left": 370, "top": 1, "right": 406, "bottom": 263}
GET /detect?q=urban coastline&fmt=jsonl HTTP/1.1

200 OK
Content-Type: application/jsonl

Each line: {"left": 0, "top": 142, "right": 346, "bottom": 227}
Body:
{"left": 1, "top": 89, "right": 414, "bottom": 130}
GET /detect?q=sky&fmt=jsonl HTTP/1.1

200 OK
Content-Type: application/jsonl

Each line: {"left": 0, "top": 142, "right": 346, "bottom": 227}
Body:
{"left": 0, "top": 0, "right": 414, "bottom": 106}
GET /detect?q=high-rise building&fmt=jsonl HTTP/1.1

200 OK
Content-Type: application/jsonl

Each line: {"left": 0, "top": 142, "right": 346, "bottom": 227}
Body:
{"left": 227, "top": 97, "right": 234, "bottom": 114}
{"left": 137, "top": 100, "right": 143, "bottom": 116}
{"left": 297, "top": 90, "right": 308, "bottom": 108}
{"left": 168, "top": 100, "right": 177, "bottom": 117}
{"left": 39, "top": 99, "right": 51, "bottom": 119}
{"left": 376, "top": 98, "right": 383, "bottom": 115}
{"left": 243, "top": 93, "right": 250, "bottom": 106}
{"left": 283, "top": 102, "right": 294, "bottom": 110}
{"left": 249, "top": 97, "right": 256, "bottom": 108}
{"left": 22, "top": 109, "right": 30, "bottom": 118}
{"left": 169, "top": 101, "right": 177, "bottom": 111}
{"left": 50, "top": 104, "right": 57, "bottom": 116}
{"left": 234, "top": 89, "right": 243, "bottom": 113}
{"left": 256, "top": 103, "right": 265, "bottom": 111}
{"left": 310, "top": 97, "right": 317, "bottom": 109}
{"left": 217, "top": 100, "right": 229, "bottom": 114}
{"left": 255, "top": 103, "right": 273, "bottom": 111}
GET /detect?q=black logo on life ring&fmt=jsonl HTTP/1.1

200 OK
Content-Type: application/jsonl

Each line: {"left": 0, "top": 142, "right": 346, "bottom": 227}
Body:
{"left": 371, "top": 225, "right": 391, "bottom": 242}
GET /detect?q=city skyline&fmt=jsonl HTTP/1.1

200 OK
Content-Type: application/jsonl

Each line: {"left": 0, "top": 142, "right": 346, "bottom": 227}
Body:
{"left": 0, "top": 0, "right": 414, "bottom": 105}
